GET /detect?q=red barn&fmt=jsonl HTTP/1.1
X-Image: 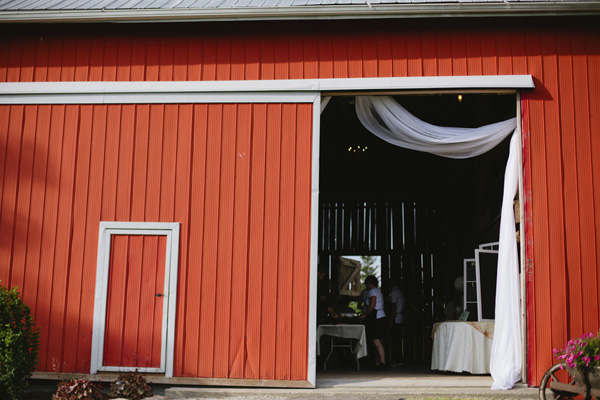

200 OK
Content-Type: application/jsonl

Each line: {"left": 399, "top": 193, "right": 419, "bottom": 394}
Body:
{"left": 0, "top": 0, "right": 599, "bottom": 389}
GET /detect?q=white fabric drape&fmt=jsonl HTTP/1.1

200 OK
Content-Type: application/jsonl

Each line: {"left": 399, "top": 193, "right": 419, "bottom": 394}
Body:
{"left": 355, "top": 96, "right": 516, "bottom": 159}
{"left": 355, "top": 96, "right": 522, "bottom": 389}
{"left": 489, "top": 132, "right": 523, "bottom": 390}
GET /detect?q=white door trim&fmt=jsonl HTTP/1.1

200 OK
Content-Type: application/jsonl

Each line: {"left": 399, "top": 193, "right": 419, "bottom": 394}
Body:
{"left": 91, "top": 221, "right": 180, "bottom": 377}
{"left": 0, "top": 75, "right": 533, "bottom": 104}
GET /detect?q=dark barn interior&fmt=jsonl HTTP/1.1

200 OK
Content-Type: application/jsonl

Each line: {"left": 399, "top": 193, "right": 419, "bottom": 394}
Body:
{"left": 317, "top": 93, "right": 516, "bottom": 368}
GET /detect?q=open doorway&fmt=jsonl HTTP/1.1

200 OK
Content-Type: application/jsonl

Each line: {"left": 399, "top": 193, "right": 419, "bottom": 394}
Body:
{"left": 316, "top": 92, "right": 517, "bottom": 373}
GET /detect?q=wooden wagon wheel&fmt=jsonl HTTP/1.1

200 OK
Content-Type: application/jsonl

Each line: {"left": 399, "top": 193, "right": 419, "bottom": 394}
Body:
{"left": 539, "top": 363, "right": 579, "bottom": 400}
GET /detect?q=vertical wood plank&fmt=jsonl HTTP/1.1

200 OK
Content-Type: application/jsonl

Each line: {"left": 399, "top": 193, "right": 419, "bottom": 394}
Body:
{"left": 245, "top": 104, "right": 267, "bottom": 379}
{"left": 19, "top": 40, "right": 36, "bottom": 82}
{"left": 421, "top": 33, "right": 438, "bottom": 77}
{"left": 228, "top": 104, "right": 252, "bottom": 379}
{"left": 101, "top": 105, "right": 121, "bottom": 220}
{"left": 116, "top": 38, "right": 132, "bottom": 81}
{"left": 291, "top": 103, "right": 312, "bottom": 380}
{"left": 102, "top": 38, "right": 118, "bottom": 81}
{"left": 318, "top": 36, "right": 333, "bottom": 79}
{"left": 303, "top": 36, "right": 319, "bottom": 80}
{"left": 202, "top": 38, "right": 217, "bottom": 81}
{"left": 145, "top": 105, "right": 164, "bottom": 221}
{"left": 436, "top": 33, "right": 452, "bottom": 77}
{"left": 121, "top": 235, "right": 143, "bottom": 366}
{"left": 159, "top": 104, "right": 178, "bottom": 222}
{"left": 213, "top": 104, "right": 236, "bottom": 378}
{"left": 36, "top": 105, "right": 66, "bottom": 370}
{"left": 115, "top": 105, "right": 135, "bottom": 221}
{"left": 88, "top": 39, "right": 104, "bottom": 81}
{"left": 130, "top": 106, "right": 150, "bottom": 221}
{"left": 0, "top": 106, "right": 24, "bottom": 270}
{"left": 362, "top": 34, "right": 378, "bottom": 78}
{"left": 289, "top": 35, "right": 304, "bottom": 79}
{"left": 145, "top": 39, "right": 160, "bottom": 81}
{"left": 333, "top": 35, "right": 349, "bottom": 78}
{"left": 74, "top": 39, "right": 91, "bottom": 81}
{"left": 159, "top": 39, "right": 174, "bottom": 81}
{"left": 274, "top": 37, "right": 289, "bottom": 80}
{"left": 480, "top": 32, "right": 497, "bottom": 75}
{"left": 275, "top": 104, "right": 296, "bottom": 380}
{"left": 391, "top": 32, "right": 408, "bottom": 77}
{"left": 51, "top": 105, "right": 79, "bottom": 370}
{"left": 216, "top": 37, "right": 232, "bottom": 81}
{"left": 377, "top": 35, "right": 393, "bottom": 78}
{"left": 173, "top": 40, "right": 189, "bottom": 81}
{"left": 198, "top": 104, "right": 222, "bottom": 377}
{"left": 153, "top": 236, "right": 167, "bottom": 365}
{"left": 180, "top": 104, "right": 208, "bottom": 377}
{"left": 21, "top": 105, "right": 49, "bottom": 324}
{"left": 260, "top": 37, "right": 275, "bottom": 80}
{"left": 60, "top": 39, "right": 77, "bottom": 81}
{"left": 103, "top": 235, "right": 129, "bottom": 366}
{"left": 260, "top": 103, "right": 282, "bottom": 380}
{"left": 8, "top": 105, "right": 37, "bottom": 293}
{"left": 406, "top": 33, "right": 423, "bottom": 76}
{"left": 69, "top": 105, "right": 94, "bottom": 372}
{"left": 138, "top": 235, "right": 162, "bottom": 368}
{"left": 230, "top": 38, "right": 246, "bottom": 80}
{"left": 6, "top": 39, "right": 22, "bottom": 82}
{"left": 465, "top": 32, "right": 482, "bottom": 76}
{"left": 187, "top": 39, "right": 202, "bottom": 81}
{"left": 79, "top": 105, "right": 108, "bottom": 370}
{"left": 172, "top": 104, "right": 193, "bottom": 377}
{"left": 0, "top": 42, "right": 8, "bottom": 82}
{"left": 130, "top": 38, "right": 147, "bottom": 81}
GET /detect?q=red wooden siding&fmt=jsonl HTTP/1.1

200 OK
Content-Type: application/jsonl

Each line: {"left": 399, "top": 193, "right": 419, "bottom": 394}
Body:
{"left": 103, "top": 235, "right": 166, "bottom": 369}
{"left": 1, "top": 18, "right": 600, "bottom": 385}
{"left": 0, "top": 102, "right": 313, "bottom": 381}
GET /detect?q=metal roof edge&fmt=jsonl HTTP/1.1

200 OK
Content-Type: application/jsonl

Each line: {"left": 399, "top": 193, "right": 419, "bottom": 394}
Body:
{"left": 0, "top": 2, "right": 599, "bottom": 23}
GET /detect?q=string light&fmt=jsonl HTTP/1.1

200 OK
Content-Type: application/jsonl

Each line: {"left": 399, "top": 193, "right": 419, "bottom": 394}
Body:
{"left": 347, "top": 146, "right": 368, "bottom": 153}
{"left": 457, "top": 94, "right": 463, "bottom": 103}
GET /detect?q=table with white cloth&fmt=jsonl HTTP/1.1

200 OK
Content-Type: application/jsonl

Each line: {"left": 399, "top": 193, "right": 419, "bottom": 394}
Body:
{"left": 431, "top": 321, "right": 495, "bottom": 374}
{"left": 317, "top": 324, "right": 367, "bottom": 370}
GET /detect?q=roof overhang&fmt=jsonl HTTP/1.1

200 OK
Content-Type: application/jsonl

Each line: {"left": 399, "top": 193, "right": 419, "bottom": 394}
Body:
{"left": 0, "top": 2, "right": 599, "bottom": 23}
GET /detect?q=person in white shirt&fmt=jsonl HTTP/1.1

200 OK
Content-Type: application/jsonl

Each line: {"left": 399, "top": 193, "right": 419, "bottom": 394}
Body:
{"left": 388, "top": 280, "right": 405, "bottom": 367}
{"left": 360, "top": 275, "right": 387, "bottom": 370}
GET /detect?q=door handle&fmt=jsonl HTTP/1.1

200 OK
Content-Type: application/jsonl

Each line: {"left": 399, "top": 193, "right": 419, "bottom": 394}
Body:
{"left": 155, "top": 293, "right": 165, "bottom": 297}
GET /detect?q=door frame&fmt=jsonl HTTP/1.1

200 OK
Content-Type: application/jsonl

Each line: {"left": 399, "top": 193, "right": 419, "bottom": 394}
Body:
{"left": 90, "top": 221, "right": 180, "bottom": 377}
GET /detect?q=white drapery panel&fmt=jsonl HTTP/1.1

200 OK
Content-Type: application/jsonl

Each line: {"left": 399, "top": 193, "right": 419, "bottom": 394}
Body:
{"left": 355, "top": 96, "right": 522, "bottom": 390}
{"left": 355, "top": 96, "right": 517, "bottom": 159}
{"left": 489, "top": 132, "right": 523, "bottom": 390}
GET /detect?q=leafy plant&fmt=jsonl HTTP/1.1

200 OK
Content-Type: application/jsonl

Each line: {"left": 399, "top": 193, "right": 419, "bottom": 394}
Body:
{"left": 0, "top": 283, "right": 40, "bottom": 400}
{"left": 52, "top": 378, "right": 104, "bottom": 400}
{"left": 108, "top": 371, "right": 152, "bottom": 400}
{"left": 554, "top": 331, "right": 600, "bottom": 372}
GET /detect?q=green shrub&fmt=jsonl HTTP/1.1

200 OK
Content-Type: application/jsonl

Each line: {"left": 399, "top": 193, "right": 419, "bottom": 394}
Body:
{"left": 52, "top": 378, "right": 105, "bottom": 400}
{"left": 0, "top": 283, "right": 40, "bottom": 400}
{"left": 108, "top": 371, "right": 153, "bottom": 400}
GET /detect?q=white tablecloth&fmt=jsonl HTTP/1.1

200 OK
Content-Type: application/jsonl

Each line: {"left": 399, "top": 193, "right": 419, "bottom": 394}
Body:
{"left": 316, "top": 324, "right": 368, "bottom": 359}
{"left": 431, "top": 321, "right": 494, "bottom": 374}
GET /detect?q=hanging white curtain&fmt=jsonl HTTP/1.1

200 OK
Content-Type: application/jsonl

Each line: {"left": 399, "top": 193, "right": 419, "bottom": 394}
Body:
{"left": 355, "top": 96, "right": 522, "bottom": 390}
{"left": 355, "top": 96, "right": 516, "bottom": 159}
